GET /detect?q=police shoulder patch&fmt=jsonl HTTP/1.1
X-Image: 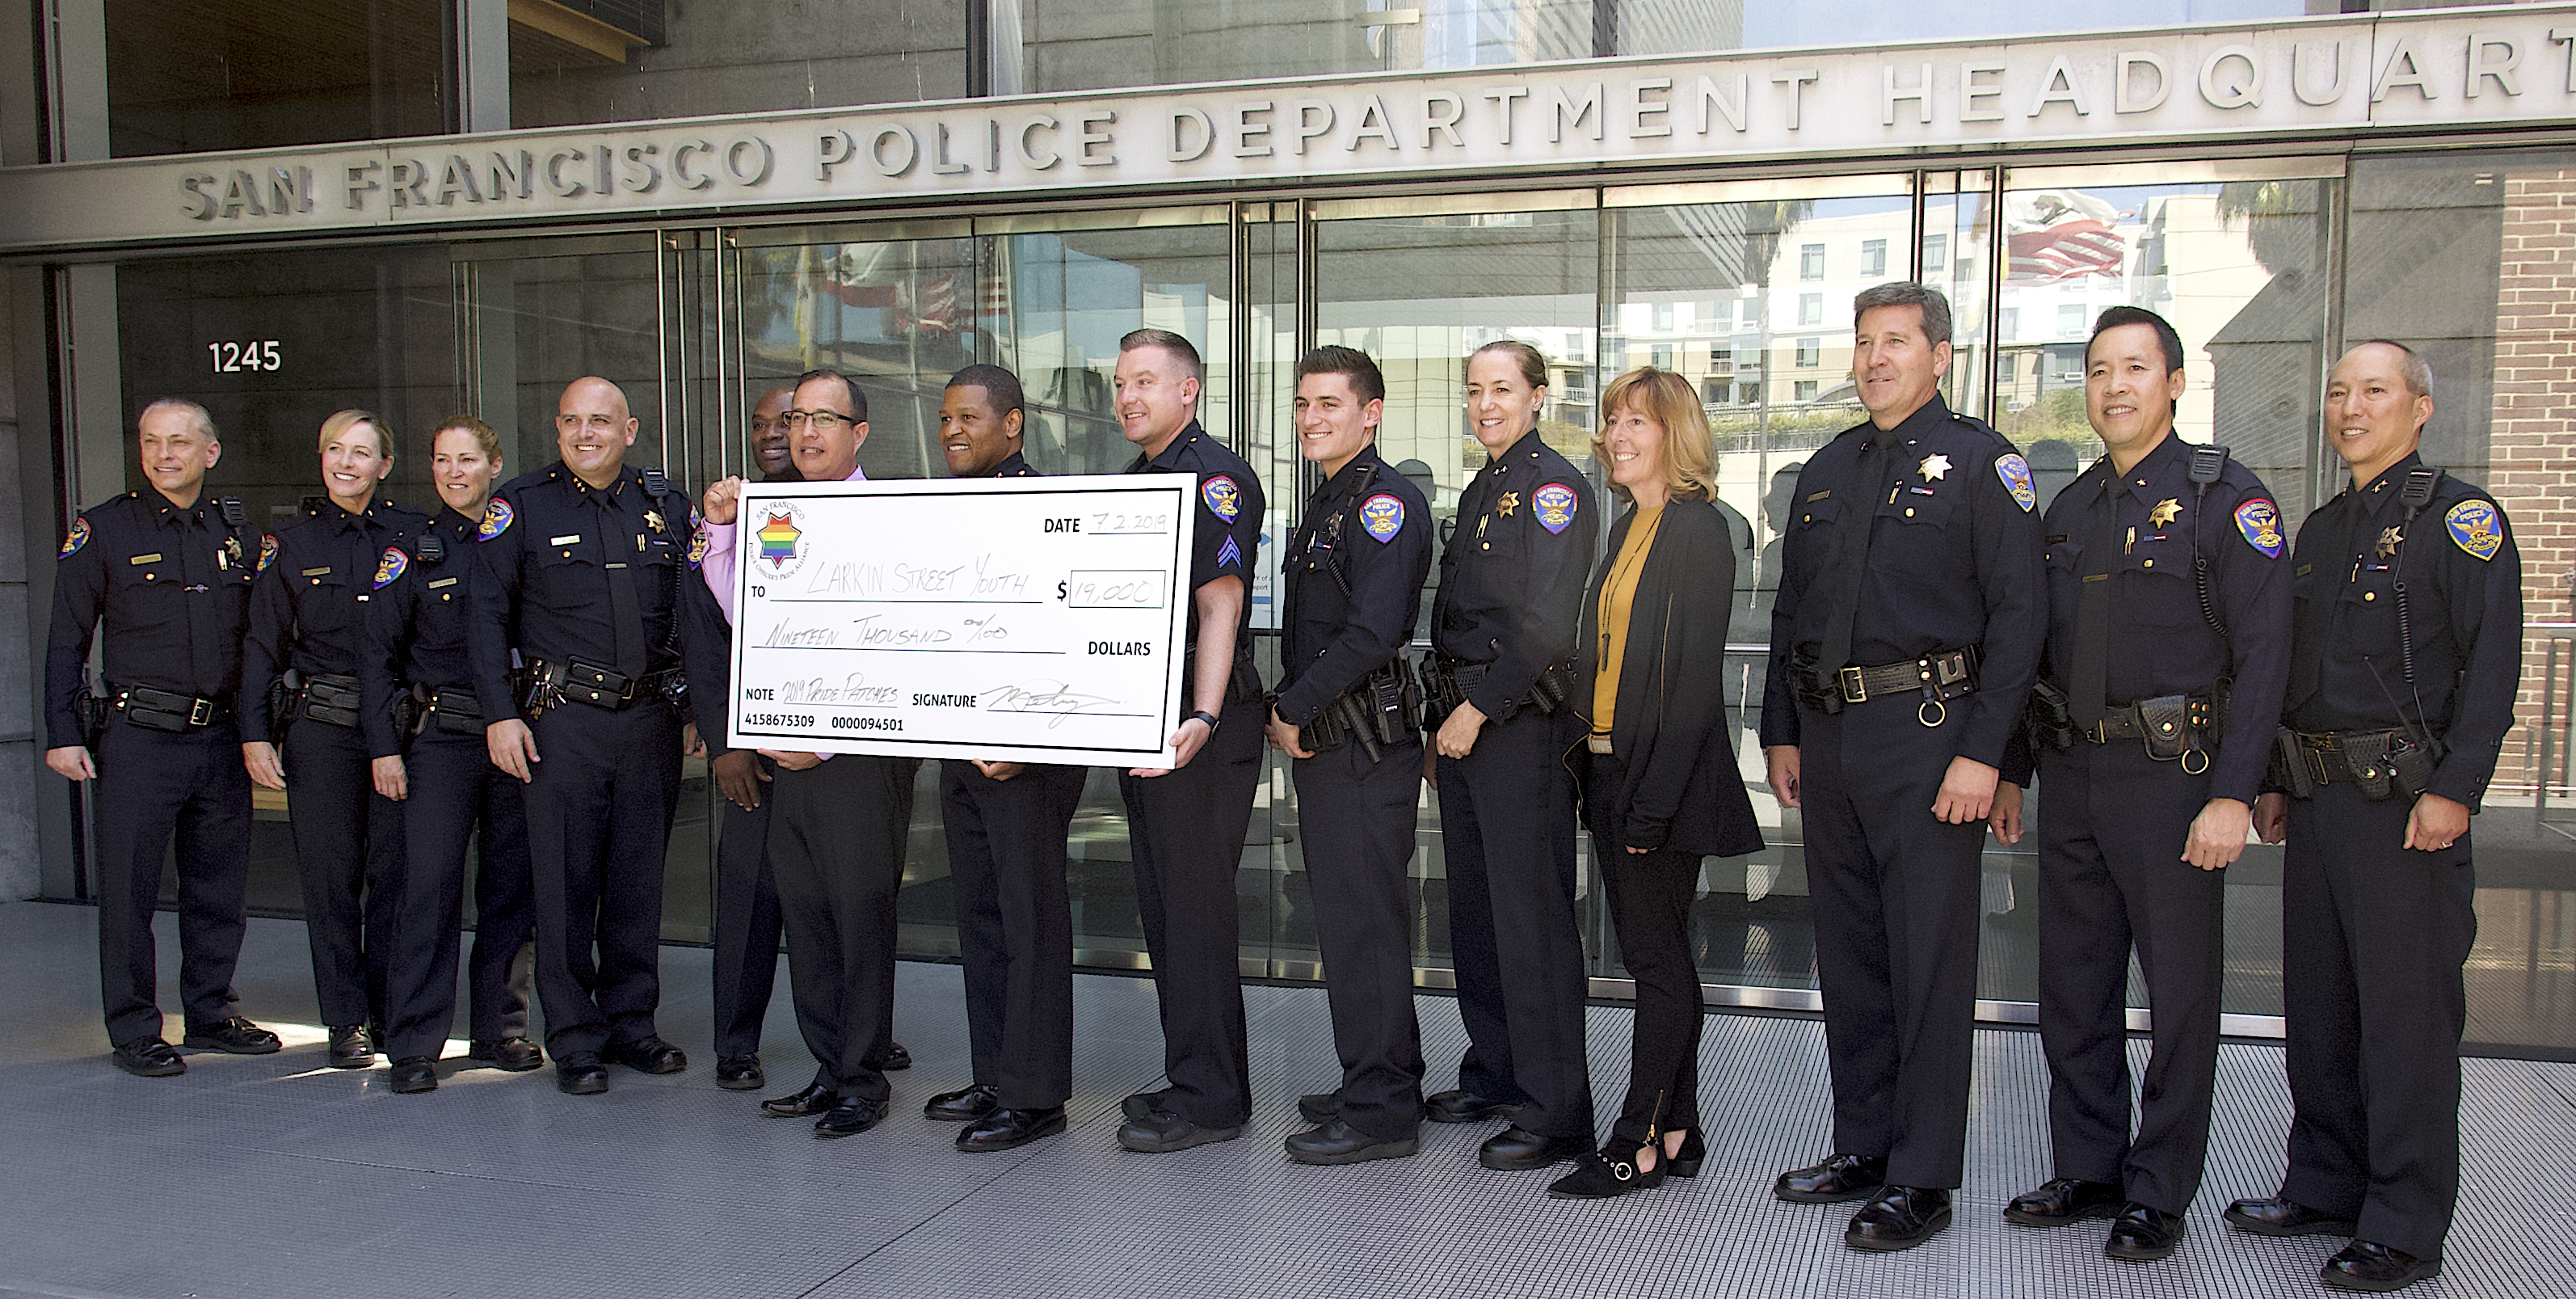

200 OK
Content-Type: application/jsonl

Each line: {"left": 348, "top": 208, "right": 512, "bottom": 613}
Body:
{"left": 478, "top": 497, "right": 515, "bottom": 541}
{"left": 373, "top": 546, "right": 408, "bottom": 589}
{"left": 256, "top": 534, "right": 279, "bottom": 573}
{"left": 2445, "top": 499, "right": 2502, "bottom": 562}
{"left": 1533, "top": 482, "right": 1579, "bottom": 535}
{"left": 1360, "top": 493, "right": 1404, "bottom": 543}
{"left": 2233, "top": 498, "right": 2284, "bottom": 559}
{"left": 1202, "top": 474, "right": 1243, "bottom": 523}
{"left": 1995, "top": 453, "right": 2037, "bottom": 512}
{"left": 58, "top": 517, "right": 89, "bottom": 559}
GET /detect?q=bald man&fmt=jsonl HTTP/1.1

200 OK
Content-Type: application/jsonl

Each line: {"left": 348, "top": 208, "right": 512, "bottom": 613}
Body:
{"left": 469, "top": 376, "right": 697, "bottom": 1095}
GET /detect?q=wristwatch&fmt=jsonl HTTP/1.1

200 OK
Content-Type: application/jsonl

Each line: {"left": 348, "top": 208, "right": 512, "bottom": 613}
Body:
{"left": 1186, "top": 709, "right": 1223, "bottom": 732}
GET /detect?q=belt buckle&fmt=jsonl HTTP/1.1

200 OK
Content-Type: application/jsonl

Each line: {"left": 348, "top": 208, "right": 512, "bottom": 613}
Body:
{"left": 187, "top": 697, "right": 213, "bottom": 728}
{"left": 1837, "top": 664, "right": 1867, "bottom": 703}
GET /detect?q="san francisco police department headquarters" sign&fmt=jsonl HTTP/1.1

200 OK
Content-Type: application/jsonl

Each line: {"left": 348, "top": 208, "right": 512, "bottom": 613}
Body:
{"left": 6, "top": 5, "right": 2576, "bottom": 251}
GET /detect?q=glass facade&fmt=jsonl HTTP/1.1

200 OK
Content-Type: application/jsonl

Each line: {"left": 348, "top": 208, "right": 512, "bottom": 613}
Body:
{"left": 18, "top": 1, "right": 2574, "bottom": 1061}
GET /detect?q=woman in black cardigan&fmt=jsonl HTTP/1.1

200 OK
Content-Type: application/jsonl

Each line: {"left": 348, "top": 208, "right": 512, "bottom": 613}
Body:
{"left": 1550, "top": 367, "right": 1766, "bottom": 1200}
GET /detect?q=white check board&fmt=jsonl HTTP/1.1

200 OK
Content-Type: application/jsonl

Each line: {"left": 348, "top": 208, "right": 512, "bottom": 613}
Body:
{"left": 725, "top": 474, "right": 1196, "bottom": 767}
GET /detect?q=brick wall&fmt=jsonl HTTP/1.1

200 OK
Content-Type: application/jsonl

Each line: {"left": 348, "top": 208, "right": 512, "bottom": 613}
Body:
{"left": 2485, "top": 171, "right": 2576, "bottom": 798}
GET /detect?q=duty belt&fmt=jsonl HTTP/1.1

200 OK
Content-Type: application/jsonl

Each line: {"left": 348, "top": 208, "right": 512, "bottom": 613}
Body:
{"left": 413, "top": 684, "right": 485, "bottom": 736}
{"left": 519, "top": 658, "right": 685, "bottom": 715}
{"left": 295, "top": 673, "right": 364, "bottom": 729}
{"left": 1420, "top": 653, "right": 1573, "bottom": 728}
{"left": 1295, "top": 659, "right": 1421, "bottom": 762}
{"left": 107, "top": 684, "right": 230, "bottom": 733}
{"left": 2078, "top": 692, "right": 2220, "bottom": 773}
{"left": 2274, "top": 727, "right": 2444, "bottom": 803}
{"left": 1792, "top": 647, "right": 1978, "bottom": 724}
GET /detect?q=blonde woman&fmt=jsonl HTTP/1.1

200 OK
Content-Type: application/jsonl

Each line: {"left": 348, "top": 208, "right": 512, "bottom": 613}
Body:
{"left": 241, "top": 410, "right": 427, "bottom": 1070}
{"left": 1551, "top": 367, "right": 1763, "bottom": 1199}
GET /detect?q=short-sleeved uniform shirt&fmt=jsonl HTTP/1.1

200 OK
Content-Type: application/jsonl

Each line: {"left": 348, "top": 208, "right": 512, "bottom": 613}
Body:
{"left": 1126, "top": 421, "right": 1264, "bottom": 712}
{"left": 1275, "top": 443, "right": 1433, "bottom": 728}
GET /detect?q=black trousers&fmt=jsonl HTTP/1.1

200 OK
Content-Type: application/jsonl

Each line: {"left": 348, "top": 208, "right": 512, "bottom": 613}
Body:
{"left": 941, "top": 759, "right": 1084, "bottom": 1111}
{"left": 1118, "top": 694, "right": 1265, "bottom": 1129}
{"left": 381, "top": 724, "right": 537, "bottom": 1061}
{"left": 2282, "top": 783, "right": 2476, "bottom": 1260}
{"left": 1437, "top": 706, "right": 1594, "bottom": 1141}
{"left": 769, "top": 755, "right": 915, "bottom": 1103}
{"left": 2033, "top": 740, "right": 2225, "bottom": 1215}
{"left": 521, "top": 700, "right": 682, "bottom": 1058}
{"left": 282, "top": 720, "right": 408, "bottom": 1028}
{"left": 1585, "top": 748, "right": 1707, "bottom": 1146}
{"left": 710, "top": 756, "right": 783, "bottom": 1061}
{"left": 1796, "top": 698, "right": 1986, "bottom": 1188}
{"left": 92, "top": 718, "right": 253, "bottom": 1045}
{"left": 1292, "top": 736, "right": 1426, "bottom": 1141}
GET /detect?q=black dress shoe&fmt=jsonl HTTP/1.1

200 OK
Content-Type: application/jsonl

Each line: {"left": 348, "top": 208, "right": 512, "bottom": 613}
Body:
{"left": 2107, "top": 1204, "right": 2187, "bottom": 1262}
{"left": 1775, "top": 1153, "right": 1888, "bottom": 1204}
{"left": 1426, "top": 1089, "right": 1520, "bottom": 1124}
{"left": 814, "top": 1097, "right": 886, "bottom": 1138}
{"left": 554, "top": 1051, "right": 608, "bottom": 1095}
{"left": 1118, "top": 1102, "right": 1242, "bottom": 1153}
{"left": 923, "top": 1083, "right": 1000, "bottom": 1122}
{"left": 2321, "top": 1241, "right": 2441, "bottom": 1293}
{"left": 886, "top": 1042, "right": 911, "bottom": 1071}
{"left": 1298, "top": 1092, "right": 1342, "bottom": 1124}
{"left": 764, "top": 1080, "right": 838, "bottom": 1116}
{"left": 112, "top": 1037, "right": 186, "bottom": 1078}
{"left": 603, "top": 1036, "right": 688, "bottom": 1075}
{"left": 1286, "top": 1119, "right": 1419, "bottom": 1166}
{"left": 388, "top": 1056, "right": 439, "bottom": 1094}
{"left": 1547, "top": 1143, "right": 1665, "bottom": 1200}
{"left": 2005, "top": 1176, "right": 2124, "bottom": 1227}
{"left": 2225, "top": 1193, "right": 2359, "bottom": 1238}
{"left": 715, "top": 1056, "right": 764, "bottom": 1090}
{"left": 958, "top": 1106, "right": 1068, "bottom": 1153}
{"left": 183, "top": 1017, "right": 282, "bottom": 1055}
{"left": 469, "top": 1037, "right": 545, "bottom": 1072}
{"left": 326, "top": 1024, "right": 377, "bottom": 1069}
{"left": 1477, "top": 1126, "right": 1589, "bottom": 1170}
{"left": 1846, "top": 1185, "right": 1955, "bottom": 1252}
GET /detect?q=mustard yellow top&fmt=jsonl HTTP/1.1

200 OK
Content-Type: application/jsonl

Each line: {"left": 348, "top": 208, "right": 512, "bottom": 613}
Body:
{"left": 1591, "top": 504, "right": 1665, "bottom": 739}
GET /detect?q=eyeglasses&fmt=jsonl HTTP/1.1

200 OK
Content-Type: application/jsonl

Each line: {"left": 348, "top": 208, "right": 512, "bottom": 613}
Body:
{"left": 780, "top": 410, "right": 857, "bottom": 431}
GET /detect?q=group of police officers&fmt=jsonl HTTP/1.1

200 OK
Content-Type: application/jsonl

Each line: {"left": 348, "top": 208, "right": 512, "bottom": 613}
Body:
{"left": 44, "top": 286, "right": 2515, "bottom": 1293}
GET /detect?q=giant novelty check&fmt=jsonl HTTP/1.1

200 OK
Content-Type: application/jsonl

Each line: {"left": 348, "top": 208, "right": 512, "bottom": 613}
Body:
{"left": 725, "top": 474, "right": 1197, "bottom": 766}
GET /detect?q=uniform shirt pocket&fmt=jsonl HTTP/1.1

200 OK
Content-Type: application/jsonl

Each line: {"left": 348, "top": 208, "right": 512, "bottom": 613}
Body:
{"left": 2121, "top": 535, "right": 2203, "bottom": 628}
{"left": 2338, "top": 563, "right": 2402, "bottom": 657}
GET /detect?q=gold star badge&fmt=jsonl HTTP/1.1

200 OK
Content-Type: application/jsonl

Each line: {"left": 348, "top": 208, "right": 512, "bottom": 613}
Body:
{"left": 2376, "top": 525, "right": 2403, "bottom": 559}
{"left": 2148, "top": 499, "right": 2182, "bottom": 529}
{"left": 1497, "top": 491, "right": 1520, "bottom": 517}
{"left": 644, "top": 508, "right": 667, "bottom": 534}
{"left": 1917, "top": 453, "right": 1951, "bottom": 482}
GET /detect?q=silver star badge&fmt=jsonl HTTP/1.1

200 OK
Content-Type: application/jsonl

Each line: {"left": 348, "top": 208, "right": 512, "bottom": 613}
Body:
{"left": 1917, "top": 453, "right": 1951, "bottom": 482}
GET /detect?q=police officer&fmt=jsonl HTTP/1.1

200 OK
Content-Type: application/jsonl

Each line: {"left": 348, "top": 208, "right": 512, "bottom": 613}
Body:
{"left": 702, "top": 369, "right": 919, "bottom": 1138}
{"left": 470, "top": 376, "right": 695, "bottom": 1095}
{"left": 921, "top": 364, "right": 1087, "bottom": 1152}
{"left": 1110, "top": 328, "right": 1268, "bottom": 1155}
{"left": 699, "top": 383, "right": 796, "bottom": 1092}
{"left": 1763, "top": 283, "right": 2044, "bottom": 1250}
{"left": 242, "top": 410, "right": 426, "bottom": 1070}
{"left": 45, "top": 398, "right": 282, "bottom": 1075}
{"left": 1424, "top": 339, "right": 1598, "bottom": 1172}
{"left": 2228, "top": 341, "right": 2520, "bottom": 1294}
{"left": 1267, "top": 346, "right": 1433, "bottom": 1166}
{"left": 361, "top": 415, "right": 541, "bottom": 1094}
{"left": 1988, "top": 308, "right": 2292, "bottom": 1260}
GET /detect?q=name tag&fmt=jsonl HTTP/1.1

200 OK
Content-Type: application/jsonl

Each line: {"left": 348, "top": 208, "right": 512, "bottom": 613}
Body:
{"left": 427, "top": 577, "right": 458, "bottom": 589}
{"left": 1805, "top": 490, "right": 1830, "bottom": 502}
{"left": 550, "top": 534, "right": 582, "bottom": 546}
{"left": 128, "top": 553, "right": 162, "bottom": 565}
{"left": 301, "top": 566, "right": 332, "bottom": 577}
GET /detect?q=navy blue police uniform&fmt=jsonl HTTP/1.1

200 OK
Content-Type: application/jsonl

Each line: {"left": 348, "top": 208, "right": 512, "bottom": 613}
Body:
{"left": 1760, "top": 394, "right": 2045, "bottom": 1196}
{"left": 1275, "top": 442, "right": 1434, "bottom": 1145}
{"left": 360, "top": 504, "right": 537, "bottom": 1067}
{"left": 2257, "top": 453, "right": 2520, "bottom": 1267}
{"left": 243, "top": 496, "right": 425, "bottom": 1038}
{"left": 46, "top": 488, "right": 269, "bottom": 1052}
{"left": 676, "top": 517, "right": 785, "bottom": 1079}
{"left": 1997, "top": 436, "right": 2291, "bottom": 1224}
{"left": 937, "top": 448, "right": 1089, "bottom": 1135}
{"left": 468, "top": 462, "right": 692, "bottom": 1069}
{"left": 1428, "top": 429, "right": 1599, "bottom": 1154}
{"left": 1119, "top": 422, "right": 1267, "bottom": 1136}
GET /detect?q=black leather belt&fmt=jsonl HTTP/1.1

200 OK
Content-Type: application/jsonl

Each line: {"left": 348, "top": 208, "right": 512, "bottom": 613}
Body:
{"left": 1797, "top": 647, "right": 1979, "bottom": 707}
{"left": 297, "top": 673, "right": 363, "bottom": 728}
{"left": 2284, "top": 728, "right": 2444, "bottom": 801}
{"left": 420, "top": 685, "right": 484, "bottom": 735}
{"left": 109, "top": 684, "right": 230, "bottom": 732}
{"left": 525, "top": 658, "right": 683, "bottom": 712}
